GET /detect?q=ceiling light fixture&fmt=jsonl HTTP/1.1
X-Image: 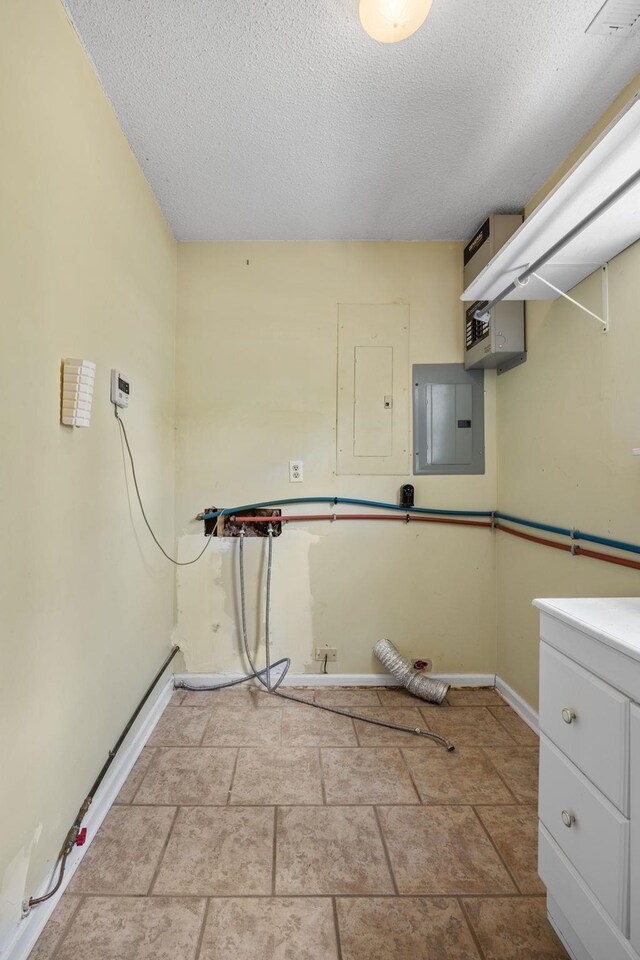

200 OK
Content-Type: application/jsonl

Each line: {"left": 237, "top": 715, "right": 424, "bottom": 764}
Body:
{"left": 359, "top": 0, "right": 432, "bottom": 43}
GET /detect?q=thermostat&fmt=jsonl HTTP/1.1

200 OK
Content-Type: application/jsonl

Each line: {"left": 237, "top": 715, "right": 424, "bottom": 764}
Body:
{"left": 111, "top": 369, "right": 130, "bottom": 408}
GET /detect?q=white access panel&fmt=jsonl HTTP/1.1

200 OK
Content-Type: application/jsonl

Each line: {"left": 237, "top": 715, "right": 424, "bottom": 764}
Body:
{"left": 631, "top": 703, "right": 640, "bottom": 954}
{"left": 337, "top": 304, "right": 409, "bottom": 476}
{"left": 353, "top": 346, "right": 393, "bottom": 457}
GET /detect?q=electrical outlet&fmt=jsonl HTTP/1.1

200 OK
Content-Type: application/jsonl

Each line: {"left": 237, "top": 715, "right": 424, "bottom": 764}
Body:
{"left": 289, "top": 460, "right": 303, "bottom": 482}
{"left": 315, "top": 647, "right": 337, "bottom": 662}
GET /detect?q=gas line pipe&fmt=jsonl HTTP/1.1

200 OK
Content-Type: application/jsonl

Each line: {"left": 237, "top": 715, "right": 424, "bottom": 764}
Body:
{"left": 26, "top": 645, "right": 181, "bottom": 911}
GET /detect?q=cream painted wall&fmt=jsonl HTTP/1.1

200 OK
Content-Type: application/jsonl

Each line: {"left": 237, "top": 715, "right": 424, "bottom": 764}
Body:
{"left": 175, "top": 243, "right": 497, "bottom": 678}
{"left": 496, "top": 74, "right": 640, "bottom": 709}
{"left": 0, "top": 0, "right": 177, "bottom": 945}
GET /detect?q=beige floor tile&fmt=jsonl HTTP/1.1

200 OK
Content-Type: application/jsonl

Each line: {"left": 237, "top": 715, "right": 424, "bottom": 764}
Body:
{"left": 170, "top": 689, "right": 186, "bottom": 705}
{"left": 115, "top": 748, "right": 157, "bottom": 803}
{"left": 269, "top": 694, "right": 319, "bottom": 711}
{"left": 55, "top": 897, "right": 206, "bottom": 960}
{"left": 133, "top": 747, "right": 237, "bottom": 805}
{"left": 336, "top": 897, "right": 481, "bottom": 960}
{"left": 475, "top": 805, "right": 545, "bottom": 894}
{"left": 402, "top": 747, "right": 516, "bottom": 804}
{"left": 148, "top": 706, "right": 210, "bottom": 746}
{"left": 153, "top": 806, "right": 274, "bottom": 895}
{"left": 377, "top": 688, "right": 445, "bottom": 708}
{"left": 377, "top": 806, "right": 517, "bottom": 895}
{"left": 281, "top": 706, "right": 357, "bottom": 745}
{"left": 353, "top": 707, "right": 436, "bottom": 746}
{"left": 67, "top": 806, "right": 176, "bottom": 895}
{"left": 447, "top": 688, "right": 505, "bottom": 705}
{"left": 485, "top": 747, "right": 539, "bottom": 803}
{"left": 201, "top": 705, "right": 282, "bottom": 746}
{"left": 488, "top": 706, "right": 539, "bottom": 745}
{"left": 200, "top": 898, "right": 339, "bottom": 959}
{"left": 322, "top": 748, "right": 419, "bottom": 804}
{"left": 274, "top": 692, "right": 322, "bottom": 711}
{"left": 275, "top": 805, "right": 394, "bottom": 895}
{"left": 314, "top": 688, "right": 382, "bottom": 707}
{"left": 422, "top": 707, "right": 516, "bottom": 746}
{"left": 462, "top": 897, "right": 568, "bottom": 959}
{"left": 230, "top": 747, "right": 323, "bottom": 804}
{"left": 30, "top": 895, "right": 82, "bottom": 960}
{"left": 181, "top": 686, "right": 287, "bottom": 708}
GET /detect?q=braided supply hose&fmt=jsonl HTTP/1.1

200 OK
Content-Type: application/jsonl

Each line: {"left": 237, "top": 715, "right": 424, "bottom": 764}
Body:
{"left": 177, "top": 532, "right": 454, "bottom": 749}
{"left": 374, "top": 638, "right": 449, "bottom": 704}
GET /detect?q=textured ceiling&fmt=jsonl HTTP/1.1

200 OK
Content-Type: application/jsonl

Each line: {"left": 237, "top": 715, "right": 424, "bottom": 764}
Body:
{"left": 63, "top": 0, "right": 640, "bottom": 241}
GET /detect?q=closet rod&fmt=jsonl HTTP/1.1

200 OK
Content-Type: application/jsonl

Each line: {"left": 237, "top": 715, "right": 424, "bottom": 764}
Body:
{"left": 474, "top": 165, "right": 640, "bottom": 320}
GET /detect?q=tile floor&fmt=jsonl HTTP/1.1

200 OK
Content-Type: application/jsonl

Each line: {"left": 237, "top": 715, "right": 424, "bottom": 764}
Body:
{"left": 31, "top": 686, "right": 568, "bottom": 960}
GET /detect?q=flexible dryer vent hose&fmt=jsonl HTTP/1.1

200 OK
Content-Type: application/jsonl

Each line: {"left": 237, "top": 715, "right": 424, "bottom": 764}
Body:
{"left": 374, "top": 638, "right": 449, "bottom": 704}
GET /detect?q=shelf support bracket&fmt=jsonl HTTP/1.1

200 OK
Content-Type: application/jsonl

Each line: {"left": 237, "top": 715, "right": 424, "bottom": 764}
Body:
{"left": 524, "top": 268, "right": 609, "bottom": 333}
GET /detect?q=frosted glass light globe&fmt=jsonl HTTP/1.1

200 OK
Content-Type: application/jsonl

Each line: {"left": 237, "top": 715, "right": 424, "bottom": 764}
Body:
{"left": 359, "top": 0, "right": 432, "bottom": 43}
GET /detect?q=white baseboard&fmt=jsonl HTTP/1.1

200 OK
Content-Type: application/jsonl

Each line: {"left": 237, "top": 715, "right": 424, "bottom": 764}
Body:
{"left": 6, "top": 677, "right": 174, "bottom": 960}
{"left": 495, "top": 675, "right": 539, "bottom": 733}
{"left": 173, "top": 671, "right": 498, "bottom": 688}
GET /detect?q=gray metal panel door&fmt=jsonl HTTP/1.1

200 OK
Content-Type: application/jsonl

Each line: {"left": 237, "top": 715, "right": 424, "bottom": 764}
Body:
{"left": 414, "top": 364, "right": 484, "bottom": 475}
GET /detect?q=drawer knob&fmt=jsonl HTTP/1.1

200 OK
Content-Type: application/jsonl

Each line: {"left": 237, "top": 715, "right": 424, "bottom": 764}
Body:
{"left": 561, "top": 708, "right": 576, "bottom": 724}
{"left": 561, "top": 810, "right": 576, "bottom": 828}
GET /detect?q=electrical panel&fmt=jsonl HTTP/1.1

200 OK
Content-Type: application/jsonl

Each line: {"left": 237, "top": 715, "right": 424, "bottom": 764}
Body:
{"left": 413, "top": 364, "right": 484, "bottom": 475}
{"left": 463, "top": 214, "right": 526, "bottom": 375}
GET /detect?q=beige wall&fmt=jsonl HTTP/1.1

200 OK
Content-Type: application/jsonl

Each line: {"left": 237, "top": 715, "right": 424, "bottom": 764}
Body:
{"left": 3, "top": 0, "right": 636, "bottom": 939}
{"left": 0, "top": 0, "right": 177, "bottom": 944}
{"left": 496, "top": 74, "right": 640, "bottom": 708}
{"left": 175, "top": 242, "right": 497, "bottom": 678}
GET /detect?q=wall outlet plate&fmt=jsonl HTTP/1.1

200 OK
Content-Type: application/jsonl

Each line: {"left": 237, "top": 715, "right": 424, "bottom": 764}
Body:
{"left": 289, "top": 460, "right": 303, "bottom": 482}
{"left": 315, "top": 647, "right": 337, "bottom": 662}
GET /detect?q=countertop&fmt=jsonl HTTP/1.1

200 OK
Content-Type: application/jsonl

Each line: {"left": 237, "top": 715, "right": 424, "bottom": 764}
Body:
{"left": 533, "top": 597, "right": 640, "bottom": 663}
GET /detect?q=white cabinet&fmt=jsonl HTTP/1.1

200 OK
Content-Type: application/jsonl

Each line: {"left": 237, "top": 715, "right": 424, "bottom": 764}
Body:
{"left": 631, "top": 704, "right": 640, "bottom": 955}
{"left": 535, "top": 598, "right": 640, "bottom": 960}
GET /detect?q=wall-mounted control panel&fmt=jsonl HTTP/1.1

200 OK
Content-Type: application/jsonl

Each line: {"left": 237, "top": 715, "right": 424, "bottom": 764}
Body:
{"left": 111, "top": 369, "right": 130, "bottom": 408}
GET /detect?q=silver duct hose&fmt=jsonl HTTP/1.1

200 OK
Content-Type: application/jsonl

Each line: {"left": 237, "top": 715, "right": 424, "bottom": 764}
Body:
{"left": 374, "top": 638, "right": 449, "bottom": 704}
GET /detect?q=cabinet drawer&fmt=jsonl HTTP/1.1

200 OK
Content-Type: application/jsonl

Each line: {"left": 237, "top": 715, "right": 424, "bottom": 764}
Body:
{"left": 539, "top": 826, "right": 637, "bottom": 960}
{"left": 539, "top": 735, "right": 629, "bottom": 933}
{"left": 539, "top": 642, "right": 629, "bottom": 812}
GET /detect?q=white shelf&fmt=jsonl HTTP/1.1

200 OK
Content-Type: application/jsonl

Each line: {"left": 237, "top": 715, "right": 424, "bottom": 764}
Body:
{"left": 461, "top": 94, "right": 640, "bottom": 305}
